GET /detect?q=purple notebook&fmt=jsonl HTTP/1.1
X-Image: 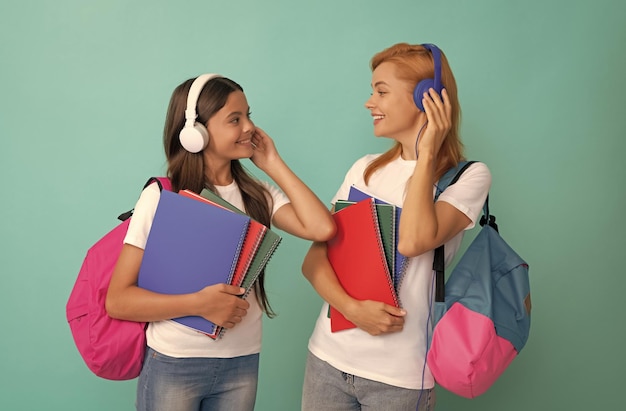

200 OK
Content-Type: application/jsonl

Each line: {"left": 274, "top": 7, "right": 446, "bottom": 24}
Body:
{"left": 138, "top": 190, "right": 249, "bottom": 336}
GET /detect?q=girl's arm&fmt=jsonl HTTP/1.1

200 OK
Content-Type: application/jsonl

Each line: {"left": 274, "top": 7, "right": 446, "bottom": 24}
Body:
{"left": 398, "top": 88, "right": 472, "bottom": 257}
{"left": 250, "top": 127, "right": 335, "bottom": 242}
{"left": 302, "top": 241, "right": 406, "bottom": 336}
{"left": 105, "top": 244, "right": 250, "bottom": 329}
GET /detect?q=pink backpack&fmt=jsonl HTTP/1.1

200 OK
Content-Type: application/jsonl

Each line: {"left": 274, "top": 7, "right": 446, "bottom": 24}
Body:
{"left": 66, "top": 177, "right": 171, "bottom": 380}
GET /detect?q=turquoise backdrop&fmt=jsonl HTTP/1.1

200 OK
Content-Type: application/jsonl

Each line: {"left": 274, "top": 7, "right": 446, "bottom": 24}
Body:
{"left": 1, "top": 0, "right": 624, "bottom": 410}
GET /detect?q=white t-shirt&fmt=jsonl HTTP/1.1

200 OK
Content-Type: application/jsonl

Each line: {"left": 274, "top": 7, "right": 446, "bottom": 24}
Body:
{"left": 125, "top": 179, "right": 289, "bottom": 358}
{"left": 307, "top": 154, "right": 491, "bottom": 389}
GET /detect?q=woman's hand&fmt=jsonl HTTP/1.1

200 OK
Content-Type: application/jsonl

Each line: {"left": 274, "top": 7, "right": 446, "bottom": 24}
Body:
{"left": 417, "top": 88, "right": 452, "bottom": 157}
{"left": 343, "top": 300, "right": 406, "bottom": 336}
{"left": 250, "top": 127, "right": 281, "bottom": 172}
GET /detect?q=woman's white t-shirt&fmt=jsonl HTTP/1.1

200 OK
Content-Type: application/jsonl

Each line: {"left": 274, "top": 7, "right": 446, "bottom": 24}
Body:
{"left": 307, "top": 154, "right": 491, "bottom": 389}
{"left": 124, "top": 180, "right": 289, "bottom": 358}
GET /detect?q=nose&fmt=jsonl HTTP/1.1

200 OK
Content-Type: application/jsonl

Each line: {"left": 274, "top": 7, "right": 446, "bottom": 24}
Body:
{"left": 243, "top": 117, "right": 255, "bottom": 134}
{"left": 364, "top": 95, "right": 374, "bottom": 110}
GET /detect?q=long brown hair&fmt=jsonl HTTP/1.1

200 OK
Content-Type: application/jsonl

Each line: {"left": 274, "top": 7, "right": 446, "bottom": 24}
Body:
{"left": 364, "top": 43, "right": 465, "bottom": 184}
{"left": 163, "top": 76, "right": 276, "bottom": 317}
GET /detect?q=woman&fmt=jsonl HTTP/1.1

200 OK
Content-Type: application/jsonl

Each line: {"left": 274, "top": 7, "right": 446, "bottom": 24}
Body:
{"left": 301, "top": 43, "right": 491, "bottom": 410}
{"left": 106, "top": 74, "right": 335, "bottom": 411}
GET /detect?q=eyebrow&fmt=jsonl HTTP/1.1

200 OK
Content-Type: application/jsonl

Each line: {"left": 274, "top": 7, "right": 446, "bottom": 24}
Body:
{"left": 226, "top": 108, "right": 250, "bottom": 118}
{"left": 373, "top": 81, "right": 389, "bottom": 88}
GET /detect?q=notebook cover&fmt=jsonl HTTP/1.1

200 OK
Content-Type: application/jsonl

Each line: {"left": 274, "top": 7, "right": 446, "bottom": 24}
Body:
{"left": 335, "top": 200, "right": 396, "bottom": 279}
{"left": 348, "top": 185, "right": 408, "bottom": 290}
{"left": 180, "top": 190, "right": 267, "bottom": 289}
{"left": 327, "top": 198, "right": 398, "bottom": 332}
{"left": 137, "top": 190, "right": 250, "bottom": 337}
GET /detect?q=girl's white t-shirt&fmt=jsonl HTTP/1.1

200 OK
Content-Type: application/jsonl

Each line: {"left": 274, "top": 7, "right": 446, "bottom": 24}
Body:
{"left": 124, "top": 180, "right": 289, "bottom": 358}
{"left": 307, "top": 154, "right": 491, "bottom": 389}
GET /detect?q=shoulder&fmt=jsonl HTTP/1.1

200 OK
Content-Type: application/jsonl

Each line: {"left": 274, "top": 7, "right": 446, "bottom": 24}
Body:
{"left": 258, "top": 180, "right": 290, "bottom": 214}
{"left": 352, "top": 153, "right": 382, "bottom": 169}
{"left": 461, "top": 161, "right": 491, "bottom": 188}
{"left": 343, "top": 153, "right": 383, "bottom": 178}
{"left": 438, "top": 162, "right": 491, "bottom": 227}
{"left": 460, "top": 161, "right": 491, "bottom": 182}
{"left": 131, "top": 181, "right": 164, "bottom": 221}
{"left": 123, "top": 182, "right": 162, "bottom": 248}
{"left": 442, "top": 161, "right": 492, "bottom": 195}
{"left": 138, "top": 181, "right": 163, "bottom": 204}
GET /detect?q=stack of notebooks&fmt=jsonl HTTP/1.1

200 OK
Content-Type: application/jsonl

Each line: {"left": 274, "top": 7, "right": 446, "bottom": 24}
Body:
{"left": 326, "top": 185, "right": 408, "bottom": 332}
{"left": 137, "top": 188, "right": 282, "bottom": 339}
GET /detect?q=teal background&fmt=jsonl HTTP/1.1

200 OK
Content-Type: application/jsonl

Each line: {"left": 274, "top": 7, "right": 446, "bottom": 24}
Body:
{"left": 1, "top": 0, "right": 624, "bottom": 409}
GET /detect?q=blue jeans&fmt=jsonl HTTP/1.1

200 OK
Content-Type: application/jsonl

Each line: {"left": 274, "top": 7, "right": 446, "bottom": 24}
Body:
{"left": 302, "top": 351, "right": 436, "bottom": 411}
{"left": 136, "top": 347, "right": 259, "bottom": 411}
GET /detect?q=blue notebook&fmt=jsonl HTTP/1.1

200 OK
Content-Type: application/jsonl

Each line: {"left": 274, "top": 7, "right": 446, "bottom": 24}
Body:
{"left": 138, "top": 190, "right": 250, "bottom": 336}
{"left": 347, "top": 185, "right": 408, "bottom": 290}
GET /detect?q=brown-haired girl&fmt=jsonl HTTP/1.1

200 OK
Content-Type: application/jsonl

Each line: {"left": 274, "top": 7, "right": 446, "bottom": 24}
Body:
{"left": 106, "top": 74, "right": 335, "bottom": 411}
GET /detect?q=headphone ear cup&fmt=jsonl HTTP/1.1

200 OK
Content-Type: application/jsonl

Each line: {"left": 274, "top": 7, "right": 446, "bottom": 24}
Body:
{"left": 413, "top": 78, "right": 435, "bottom": 111}
{"left": 179, "top": 123, "right": 209, "bottom": 153}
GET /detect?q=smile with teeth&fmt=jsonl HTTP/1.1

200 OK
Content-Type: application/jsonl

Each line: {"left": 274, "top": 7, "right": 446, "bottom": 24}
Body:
{"left": 373, "top": 114, "right": 385, "bottom": 121}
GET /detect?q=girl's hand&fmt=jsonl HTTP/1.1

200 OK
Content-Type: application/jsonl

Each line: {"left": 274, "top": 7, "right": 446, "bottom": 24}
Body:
{"left": 250, "top": 127, "right": 281, "bottom": 171}
{"left": 418, "top": 88, "right": 452, "bottom": 157}
{"left": 195, "top": 284, "right": 250, "bottom": 329}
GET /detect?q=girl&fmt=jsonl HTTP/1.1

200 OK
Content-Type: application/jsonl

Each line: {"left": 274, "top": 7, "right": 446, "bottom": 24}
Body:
{"left": 301, "top": 43, "right": 491, "bottom": 410}
{"left": 106, "top": 74, "right": 335, "bottom": 411}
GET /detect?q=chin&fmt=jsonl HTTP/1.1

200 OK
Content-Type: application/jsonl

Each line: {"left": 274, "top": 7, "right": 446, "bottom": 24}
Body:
{"left": 374, "top": 132, "right": 393, "bottom": 140}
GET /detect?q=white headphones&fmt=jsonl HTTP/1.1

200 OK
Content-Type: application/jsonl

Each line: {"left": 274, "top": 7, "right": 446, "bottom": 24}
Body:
{"left": 179, "top": 73, "right": 223, "bottom": 153}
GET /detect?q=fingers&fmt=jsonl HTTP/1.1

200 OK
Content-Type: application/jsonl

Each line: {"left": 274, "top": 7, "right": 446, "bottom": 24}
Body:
{"left": 218, "top": 283, "right": 247, "bottom": 296}
{"left": 221, "top": 306, "right": 248, "bottom": 329}
{"left": 196, "top": 284, "right": 251, "bottom": 329}
{"left": 253, "top": 126, "right": 268, "bottom": 137}
{"left": 349, "top": 301, "right": 406, "bottom": 336}
{"left": 420, "top": 88, "right": 452, "bottom": 146}
{"left": 251, "top": 129, "right": 267, "bottom": 152}
{"left": 213, "top": 301, "right": 249, "bottom": 329}
{"left": 384, "top": 305, "right": 407, "bottom": 317}
{"left": 422, "top": 89, "right": 450, "bottom": 121}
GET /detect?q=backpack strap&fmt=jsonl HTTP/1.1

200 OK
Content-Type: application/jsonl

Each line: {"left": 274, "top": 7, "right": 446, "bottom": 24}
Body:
{"left": 117, "top": 177, "right": 171, "bottom": 221}
{"left": 434, "top": 161, "right": 474, "bottom": 201}
{"left": 432, "top": 161, "right": 477, "bottom": 302}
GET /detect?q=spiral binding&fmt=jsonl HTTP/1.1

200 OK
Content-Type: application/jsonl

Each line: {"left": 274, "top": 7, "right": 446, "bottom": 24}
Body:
{"left": 214, "top": 229, "right": 282, "bottom": 340}
{"left": 368, "top": 199, "right": 400, "bottom": 308}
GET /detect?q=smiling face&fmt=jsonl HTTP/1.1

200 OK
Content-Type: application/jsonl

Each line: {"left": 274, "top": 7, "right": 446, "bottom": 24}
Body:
{"left": 204, "top": 90, "right": 255, "bottom": 163}
{"left": 365, "top": 61, "right": 423, "bottom": 144}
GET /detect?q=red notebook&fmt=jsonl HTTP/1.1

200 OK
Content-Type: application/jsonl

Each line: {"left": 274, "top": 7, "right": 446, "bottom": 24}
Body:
{"left": 327, "top": 198, "right": 399, "bottom": 332}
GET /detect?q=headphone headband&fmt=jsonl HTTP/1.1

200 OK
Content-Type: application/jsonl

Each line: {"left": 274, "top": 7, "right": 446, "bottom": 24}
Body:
{"left": 179, "top": 73, "right": 222, "bottom": 153}
{"left": 421, "top": 43, "right": 442, "bottom": 93}
{"left": 184, "top": 73, "right": 222, "bottom": 126}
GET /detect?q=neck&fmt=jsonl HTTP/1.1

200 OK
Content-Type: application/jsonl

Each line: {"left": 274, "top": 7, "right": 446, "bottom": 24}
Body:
{"left": 204, "top": 162, "right": 233, "bottom": 186}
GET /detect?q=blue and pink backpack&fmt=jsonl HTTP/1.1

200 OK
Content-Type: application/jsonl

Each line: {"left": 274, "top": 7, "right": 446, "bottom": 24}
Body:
{"left": 427, "top": 162, "right": 531, "bottom": 398}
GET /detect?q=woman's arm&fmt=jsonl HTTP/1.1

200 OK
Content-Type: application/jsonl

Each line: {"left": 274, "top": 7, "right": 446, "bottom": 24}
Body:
{"left": 398, "top": 88, "right": 471, "bottom": 257}
{"left": 250, "top": 127, "right": 336, "bottom": 241}
{"left": 105, "top": 244, "right": 250, "bottom": 329}
{"left": 302, "top": 241, "right": 406, "bottom": 336}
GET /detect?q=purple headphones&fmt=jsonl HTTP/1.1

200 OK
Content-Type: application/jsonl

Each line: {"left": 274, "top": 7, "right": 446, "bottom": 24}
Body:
{"left": 413, "top": 43, "right": 443, "bottom": 111}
